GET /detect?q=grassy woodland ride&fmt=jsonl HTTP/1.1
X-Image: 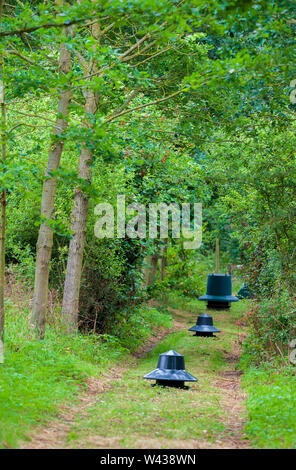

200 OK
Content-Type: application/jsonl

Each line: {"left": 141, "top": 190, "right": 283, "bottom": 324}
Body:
{"left": 1, "top": 276, "right": 250, "bottom": 449}
{"left": 0, "top": 276, "right": 172, "bottom": 448}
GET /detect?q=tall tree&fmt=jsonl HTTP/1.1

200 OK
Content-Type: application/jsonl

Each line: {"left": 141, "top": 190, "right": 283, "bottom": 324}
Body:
{"left": 62, "top": 87, "right": 98, "bottom": 332}
{"left": 31, "top": 26, "right": 74, "bottom": 338}
{"left": 61, "top": 2, "right": 200, "bottom": 332}
{"left": 0, "top": 0, "right": 105, "bottom": 338}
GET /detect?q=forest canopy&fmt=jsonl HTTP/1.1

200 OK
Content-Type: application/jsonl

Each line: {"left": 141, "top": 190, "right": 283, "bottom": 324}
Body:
{"left": 0, "top": 0, "right": 295, "bottom": 356}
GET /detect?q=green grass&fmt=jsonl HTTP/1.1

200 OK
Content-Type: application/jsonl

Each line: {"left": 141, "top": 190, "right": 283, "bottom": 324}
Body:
{"left": 0, "top": 295, "right": 172, "bottom": 448}
{"left": 3, "top": 263, "right": 294, "bottom": 449}
{"left": 0, "top": 275, "right": 256, "bottom": 450}
{"left": 242, "top": 365, "right": 296, "bottom": 448}
{"left": 64, "top": 335, "right": 227, "bottom": 449}
{"left": 62, "top": 292, "right": 249, "bottom": 449}
{"left": 111, "top": 305, "right": 173, "bottom": 351}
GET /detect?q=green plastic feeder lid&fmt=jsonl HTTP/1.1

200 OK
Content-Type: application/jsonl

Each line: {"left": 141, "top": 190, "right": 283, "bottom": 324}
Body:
{"left": 143, "top": 350, "right": 197, "bottom": 383}
{"left": 199, "top": 273, "right": 239, "bottom": 303}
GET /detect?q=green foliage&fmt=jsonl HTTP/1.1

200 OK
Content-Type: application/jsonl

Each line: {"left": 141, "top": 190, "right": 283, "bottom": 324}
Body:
{"left": 7, "top": 246, "right": 35, "bottom": 287}
{"left": 1, "top": 0, "right": 218, "bottom": 333}
{"left": 1, "top": 0, "right": 295, "bottom": 365}
{"left": 175, "top": 0, "right": 296, "bottom": 302}
{"left": 111, "top": 305, "right": 172, "bottom": 351}
{"left": 2, "top": 0, "right": 293, "bottom": 329}
{"left": 151, "top": 245, "right": 206, "bottom": 298}
{"left": 78, "top": 236, "right": 145, "bottom": 333}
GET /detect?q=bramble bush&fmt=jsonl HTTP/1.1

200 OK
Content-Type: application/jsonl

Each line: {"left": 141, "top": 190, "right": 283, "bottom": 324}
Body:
{"left": 240, "top": 287, "right": 296, "bottom": 367}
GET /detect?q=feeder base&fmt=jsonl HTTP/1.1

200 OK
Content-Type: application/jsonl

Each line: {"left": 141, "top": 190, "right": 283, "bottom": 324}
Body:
{"left": 194, "top": 332, "right": 215, "bottom": 337}
{"left": 207, "top": 301, "right": 230, "bottom": 310}
{"left": 152, "top": 380, "right": 189, "bottom": 389}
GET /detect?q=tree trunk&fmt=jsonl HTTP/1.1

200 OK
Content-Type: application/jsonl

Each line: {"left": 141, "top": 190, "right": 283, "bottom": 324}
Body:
{"left": 31, "top": 29, "right": 73, "bottom": 338}
{"left": 149, "top": 253, "right": 159, "bottom": 286}
{"left": 142, "top": 252, "right": 159, "bottom": 287}
{"left": 61, "top": 90, "right": 97, "bottom": 333}
{"left": 142, "top": 256, "right": 149, "bottom": 287}
{"left": 160, "top": 239, "right": 168, "bottom": 281}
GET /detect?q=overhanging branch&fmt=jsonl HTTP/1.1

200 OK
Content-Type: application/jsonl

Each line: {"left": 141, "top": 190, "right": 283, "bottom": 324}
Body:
{"left": 0, "top": 17, "right": 87, "bottom": 37}
{"left": 104, "top": 88, "right": 187, "bottom": 124}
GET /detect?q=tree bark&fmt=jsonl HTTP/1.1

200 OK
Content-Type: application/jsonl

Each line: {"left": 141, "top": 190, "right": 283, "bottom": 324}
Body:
{"left": 61, "top": 89, "right": 97, "bottom": 333}
{"left": 31, "top": 29, "right": 73, "bottom": 338}
{"left": 149, "top": 253, "right": 159, "bottom": 286}
{"left": 160, "top": 239, "right": 168, "bottom": 281}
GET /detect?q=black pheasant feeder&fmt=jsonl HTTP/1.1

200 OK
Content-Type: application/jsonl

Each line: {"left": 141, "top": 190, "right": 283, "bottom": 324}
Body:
{"left": 189, "top": 313, "right": 220, "bottom": 337}
{"left": 143, "top": 350, "right": 197, "bottom": 389}
{"left": 199, "top": 273, "right": 239, "bottom": 310}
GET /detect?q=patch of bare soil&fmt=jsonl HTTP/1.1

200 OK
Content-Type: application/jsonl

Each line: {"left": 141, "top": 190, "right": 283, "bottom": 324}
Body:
{"left": 79, "top": 436, "right": 239, "bottom": 450}
{"left": 234, "top": 317, "right": 249, "bottom": 328}
{"left": 213, "top": 342, "right": 250, "bottom": 449}
{"left": 149, "top": 299, "right": 195, "bottom": 323}
{"left": 22, "top": 370, "right": 126, "bottom": 449}
{"left": 213, "top": 376, "right": 249, "bottom": 449}
{"left": 165, "top": 305, "right": 194, "bottom": 323}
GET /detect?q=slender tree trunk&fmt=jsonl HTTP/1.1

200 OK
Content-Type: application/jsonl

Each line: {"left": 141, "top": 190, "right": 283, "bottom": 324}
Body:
{"left": 31, "top": 29, "right": 73, "bottom": 338}
{"left": 142, "top": 252, "right": 159, "bottom": 287}
{"left": 142, "top": 256, "right": 151, "bottom": 287}
{"left": 149, "top": 253, "right": 159, "bottom": 286}
{"left": 61, "top": 15, "right": 148, "bottom": 332}
{"left": 160, "top": 239, "right": 168, "bottom": 281}
{"left": 0, "top": 0, "right": 6, "bottom": 346}
{"left": 61, "top": 90, "right": 97, "bottom": 333}
{"left": 215, "top": 237, "right": 220, "bottom": 274}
